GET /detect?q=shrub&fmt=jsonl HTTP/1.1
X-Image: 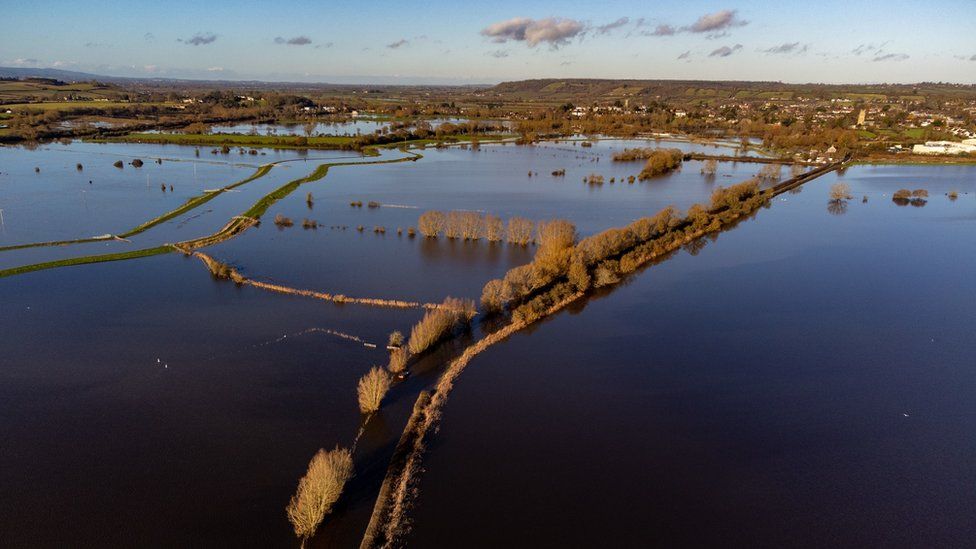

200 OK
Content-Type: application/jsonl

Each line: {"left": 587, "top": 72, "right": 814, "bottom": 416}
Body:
{"left": 357, "top": 367, "right": 391, "bottom": 413}
{"left": 533, "top": 219, "right": 576, "bottom": 284}
{"left": 407, "top": 227, "right": 416, "bottom": 237}
{"left": 373, "top": 226, "right": 386, "bottom": 234}
{"left": 948, "top": 190, "right": 959, "bottom": 201}
{"left": 551, "top": 168, "right": 566, "bottom": 176}
{"left": 507, "top": 216, "right": 534, "bottom": 245}
{"left": 302, "top": 219, "right": 318, "bottom": 229}
{"left": 367, "top": 201, "right": 381, "bottom": 208}
{"left": 76, "top": 163, "right": 83, "bottom": 171}
{"left": 306, "top": 192, "right": 314, "bottom": 206}
{"left": 536, "top": 219, "right": 576, "bottom": 251}
{"left": 481, "top": 279, "right": 506, "bottom": 313}
{"left": 829, "top": 182, "right": 852, "bottom": 202}
{"left": 407, "top": 297, "right": 476, "bottom": 355}
{"left": 285, "top": 446, "right": 353, "bottom": 542}
{"left": 388, "top": 348, "right": 409, "bottom": 374}
{"left": 131, "top": 158, "right": 144, "bottom": 167}
{"left": 113, "top": 160, "right": 124, "bottom": 168}
{"left": 892, "top": 189, "right": 912, "bottom": 200}
{"left": 585, "top": 173, "right": 604, "bottom": 185}
{"left": 388, "top": 331, "right": 404, "bottom": 348}
{"left": 484, "top": 215, "right": 504, "bottom": 242}
{"left": 633, "top": 149, "right": 683, "bottom": 180}
{"left": 418, "top": 210, "right": 445, "bottom": 237}
{"left": 350, "top": 200, "right": 363, "bottom": 207}
{"left": 274, "top": 213, "right": 294, "bottom": 227}
{"left": 567, "top": 257, "right": 591, "bottom": 291}
{"left": 619, "top": 252, "right": 639, "bottom": 273}
{"left": 594, "top": 261, "right": 621, "bottom": 287}
{"left": 576, "top": 227, "right": 636, "bottom": 265}
{"left": 911, "top": 189, "right": 928, "bottom": 198}
{"left": 502, "top": 263, "right": 537, "bottom": 299}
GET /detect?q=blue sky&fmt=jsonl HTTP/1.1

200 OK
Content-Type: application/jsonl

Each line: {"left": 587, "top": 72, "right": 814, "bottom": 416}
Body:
{"left": 3, "top": 0, "right": 975, "bottom": 84}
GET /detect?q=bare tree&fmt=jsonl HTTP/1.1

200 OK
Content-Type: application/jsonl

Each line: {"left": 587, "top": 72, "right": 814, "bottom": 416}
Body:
{"left": 459, "top": 211, "right": 484, "bottom": 240}
{"left": 357, "top": 367, "right": 391, "bottom": 413}
{"left": 507, "top": 217, "right": 534, "bottom": 245}
{"left": 286, "top": 446, "right": 354, "bottom": 545}
{"left": 484, "top": 214, "right": 504, "bottom": 242}
{"left": 444, "top": 211, "right": 463, "bottom": 239}
{"left": 418, "top": 210, "right": 445, "bottom": 237}
{"left": 829, "top": 182, "right": 852, "bottom": 202}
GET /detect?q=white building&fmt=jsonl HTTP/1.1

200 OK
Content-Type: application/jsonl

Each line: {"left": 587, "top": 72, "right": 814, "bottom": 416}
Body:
{"left": 912, "top": 140, "right": 976, "bottom": 155}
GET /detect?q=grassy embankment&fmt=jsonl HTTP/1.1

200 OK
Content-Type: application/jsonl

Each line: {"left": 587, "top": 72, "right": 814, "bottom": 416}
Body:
{"left": 0, "top": 246, "right": 172, "bottom": 278}
{"left": 0, "top": 150, "right": 422, "bottom": 278}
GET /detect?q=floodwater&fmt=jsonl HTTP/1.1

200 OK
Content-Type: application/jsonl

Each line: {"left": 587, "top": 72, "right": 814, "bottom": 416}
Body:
{"left": 406, "top": 164, "right": 976, "bottom": 547}
{"left": 210, "top": 119, "right": 389, "bottom": 137}
{"left": 207, "top": 139, "right": 767, "bottom": 303}
{"left": 0, "top": 144, "right": 412, "bottom": 270}
{"left": 3, "top": 136, "right": 969, "bottom": 547}
{"left": 0, "top": 142, "right": 356, "bottom": 247}
{"left": 0, "top": 253, "right": 426, "bottom": 547}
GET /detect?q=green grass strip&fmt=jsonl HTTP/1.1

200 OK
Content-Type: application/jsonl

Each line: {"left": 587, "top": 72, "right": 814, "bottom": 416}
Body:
{"left": 0, "top": 245, "right": 173, "bottom": 278}
{"left": 118, "top": 164, "right": 273, "bottom": 237}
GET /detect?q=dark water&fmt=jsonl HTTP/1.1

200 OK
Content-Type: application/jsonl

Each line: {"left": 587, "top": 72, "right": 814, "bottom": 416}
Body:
{"left": 0, "top": 254, "right": 427, "bottom": 547}
{"left": 208, "top": 140, "right": 764, "bottom": 303}
{"left": 406, "top": 165, "right": 976, "bottom": 547}
{"left": 3, "top": 142, "right": 970, "bottom": 548}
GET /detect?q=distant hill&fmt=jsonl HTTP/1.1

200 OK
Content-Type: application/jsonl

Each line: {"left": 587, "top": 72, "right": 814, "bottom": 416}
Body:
{"left": 0, "top": 67, "right": 114, "bottom": 83}
{"left": 0, "top": 67, "right": 491, "bottom": 90}
{"left": 488, "top": 78, "right": 976, "bottom": 104}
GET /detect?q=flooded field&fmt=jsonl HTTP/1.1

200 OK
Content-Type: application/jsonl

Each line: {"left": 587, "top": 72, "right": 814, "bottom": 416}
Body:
{"left": 1, "top": 135, "right": 971, "bottom": 548}
{"left": 207, "top": 139, "right": 766, "bottom": 302}
{"left": 405, "top": 164, "right": 976, "bottom": 547}
{"left": 210, "top": 119, "right": 389, "bottom": 136}
{"left": 0, "top": 142, "right": 356, "bottom": 247}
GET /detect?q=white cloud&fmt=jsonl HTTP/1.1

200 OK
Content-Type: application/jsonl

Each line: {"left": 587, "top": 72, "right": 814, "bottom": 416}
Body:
{"left": 481, "top": 17, "right": 586, "bottom": 48}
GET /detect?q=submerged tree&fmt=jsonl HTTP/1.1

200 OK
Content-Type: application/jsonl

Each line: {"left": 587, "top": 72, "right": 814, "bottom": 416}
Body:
{"left": 507, "top": 217, "right": 534, "bottom": 245}
{"left": 418, "top": 210, "right": 446, "bottom": 237}
{"left": 484, "top": 214, "right": 504, "bottom": 242}
{"left": 700, "top": 159, "right": 718, "bottom": 176}
{"left": 829, "top": 182, "right": 852, "bottom": 202}
{"left": 285, "top": 446, "right": 354, "bottom": 546}
{"left": 357, "top": 367, "right": 391, "bottom": 413}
